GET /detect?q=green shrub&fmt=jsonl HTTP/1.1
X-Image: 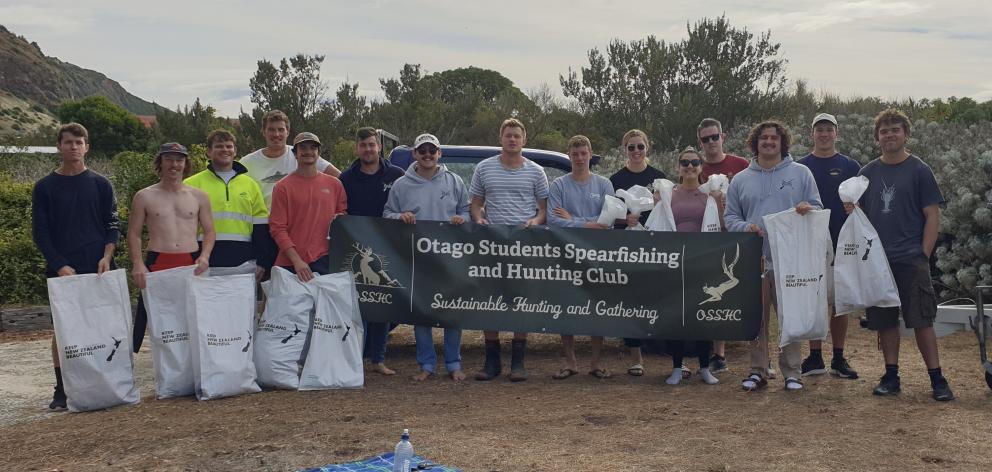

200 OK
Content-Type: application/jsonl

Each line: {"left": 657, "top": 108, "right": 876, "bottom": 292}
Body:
{"left": 0, "top": 176, "right": 47, "bottom": 305}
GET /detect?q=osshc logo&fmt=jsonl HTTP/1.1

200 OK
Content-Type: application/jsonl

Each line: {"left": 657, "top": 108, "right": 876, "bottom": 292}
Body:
{"left": 696, "top": 244, "right": 742, "bottom": 322}
{"left": 342, "top": 242, "right": 402, "bottom": 304}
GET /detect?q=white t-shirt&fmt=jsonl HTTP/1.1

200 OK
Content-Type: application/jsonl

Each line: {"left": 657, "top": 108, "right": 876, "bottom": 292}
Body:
{"left": 240, "top": 146, "right": 331, "bottom": 206}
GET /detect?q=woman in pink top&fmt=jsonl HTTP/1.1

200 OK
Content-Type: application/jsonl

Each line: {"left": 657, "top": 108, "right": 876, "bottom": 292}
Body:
{"left": 666, "top": 147, "right": 725, "bottom": 385}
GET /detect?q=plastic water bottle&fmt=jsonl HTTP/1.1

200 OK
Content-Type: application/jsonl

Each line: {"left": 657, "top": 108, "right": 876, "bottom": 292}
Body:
{"left": 392, "top": 428, "right": 413, "bottom": 472}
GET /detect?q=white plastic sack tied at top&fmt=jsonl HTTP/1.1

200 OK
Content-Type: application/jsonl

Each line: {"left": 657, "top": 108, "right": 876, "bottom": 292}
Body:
{"left": 698, "top": 174, "right": 729, "bottom": 233}
{"left": 616, "top": 185, "right": 655, "bottom": 230}
{"left": 186, "top": 272, "right": 262, "bottom": 400}
{"left": 644, "top": 179, "right": 677, "bottom": 231}
{"left": 48, "top": 269, "right": 140, "bottom": 412}
{"left": 763, "top": 208, "right": 832, "bottom": 347}
{"left": 833, "top": 175, "right": 900, "bottom": 315}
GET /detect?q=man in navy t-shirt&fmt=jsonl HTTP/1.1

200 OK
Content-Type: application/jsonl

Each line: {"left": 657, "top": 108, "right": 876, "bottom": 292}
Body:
{"left": 850, "top": 108, "right": 952, "bottom": 401}
{"left": 797, "top": 113, "right": 861, "bottom": 380}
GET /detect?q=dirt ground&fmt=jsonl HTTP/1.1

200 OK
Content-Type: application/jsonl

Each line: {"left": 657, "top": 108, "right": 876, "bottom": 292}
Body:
{"left": 1, "top": 323, "right": 991, "bottom": 472}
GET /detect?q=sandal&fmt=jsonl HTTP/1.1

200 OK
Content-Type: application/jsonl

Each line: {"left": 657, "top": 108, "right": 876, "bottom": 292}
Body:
{"left": 588, "top": 368, "right": 612, "bottom": 379}
{"left": 742, "top": 373, "right": 768, "bottom": 391}
{"left": 627, "top": 364, "right": 645, "bottom": 377}
{"left": 784, "top": 377, "right": 804, "bottom": 391}
{"left": 552, "top": 368, "right": 579, "bottom": 380}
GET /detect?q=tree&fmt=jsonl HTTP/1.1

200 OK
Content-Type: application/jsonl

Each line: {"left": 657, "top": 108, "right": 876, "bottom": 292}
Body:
{"left": 153, "top": 98, "right": 232, "bottom": 148}
{"left": 248, "top": 54, "right": 331, "bottom": 134}
{"left": 57, "top": 96, "right": 151, "bottom": 156}
{"left": 561, "top": 15, "right": 787, "bottom": 149}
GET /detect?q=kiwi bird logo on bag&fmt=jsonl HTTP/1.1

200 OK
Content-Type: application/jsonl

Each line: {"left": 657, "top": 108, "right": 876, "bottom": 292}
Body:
{"left": 106, "top": 337, "right": 123, "bottom": 362}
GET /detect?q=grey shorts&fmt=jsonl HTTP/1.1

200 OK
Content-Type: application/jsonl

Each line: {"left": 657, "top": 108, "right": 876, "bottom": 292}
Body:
{"left": 865, "top": 254, "right": 936, "bottom": 330}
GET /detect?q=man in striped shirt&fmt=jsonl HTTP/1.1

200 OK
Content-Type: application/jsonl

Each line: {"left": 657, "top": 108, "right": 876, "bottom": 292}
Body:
{"left": 469, "top": 118, "right": 549, "bottom": 381}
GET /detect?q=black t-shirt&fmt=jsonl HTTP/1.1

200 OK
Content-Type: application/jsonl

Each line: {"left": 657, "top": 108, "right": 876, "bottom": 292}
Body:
{"left": 31, "top": 169, "right": 120, "bottom": 272}
{"left": 858, "top": 155, "right": 943, "bottom": 263}
{"left": 609, "top": 165, "right": 667, "bottom": 227}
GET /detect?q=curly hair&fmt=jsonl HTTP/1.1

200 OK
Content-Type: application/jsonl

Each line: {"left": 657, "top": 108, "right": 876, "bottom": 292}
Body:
{"left": 873, "top": 108, "right": 911, "bottom": 140}
{"left": 747, "top": 120, "right": 791, "bottom": 158}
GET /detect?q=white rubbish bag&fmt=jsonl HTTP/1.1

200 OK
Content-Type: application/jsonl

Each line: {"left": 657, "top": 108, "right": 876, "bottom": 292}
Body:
{"left": 644, "top": 179, "right": 677, "bottom": 231}
{"left": 834, "top": 176, "right": 901, "bottom": 315}
{"left": 763, "top": 208, "right": 832, "bottom": 346}
{"left": 186, "top": 273, "right": 261, "bottom": 400}
{"left": 698, "top": 174, "right": 729, "bottom": 233}
{"left": 596, "top": 195, "right": 628, "bottom": 227}
{"left": 616, "top": 185, "right": 655, "bottom": 230}
{"left": 48, "top": 269, "right": 140, "bottom": 411}
{"left": 254, "top": 266, "right": 313, "bottom": 389}
{"left": 143, "top": 265, "right": 197, "bottom": 399}
{"left": 298, "top": 272, "right": 365, "bottom": 390}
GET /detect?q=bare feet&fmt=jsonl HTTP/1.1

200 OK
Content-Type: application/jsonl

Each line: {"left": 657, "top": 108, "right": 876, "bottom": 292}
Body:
{"left": 412, "top": 370, "right": 435, "bottom": 381}
{"left": 372, "top": 363, "right": 396, "bottom": 375}
{"left": 449, "top": 370, "right": 465, "bottom": 381}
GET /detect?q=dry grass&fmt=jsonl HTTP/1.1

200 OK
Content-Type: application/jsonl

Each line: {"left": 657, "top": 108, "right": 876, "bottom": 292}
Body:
{"left": 1, "top": 323, "right": 990, "bottom": 471}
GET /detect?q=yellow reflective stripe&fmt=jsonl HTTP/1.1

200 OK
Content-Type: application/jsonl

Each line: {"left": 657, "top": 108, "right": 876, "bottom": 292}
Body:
{"left": 254, "top": 216, "right": 269, "bottom": 224}
{"left": 214, "top": 232, "right": 252, "bottom": 242}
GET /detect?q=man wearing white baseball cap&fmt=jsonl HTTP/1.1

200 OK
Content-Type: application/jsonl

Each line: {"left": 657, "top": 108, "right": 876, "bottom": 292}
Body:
{"left": 384, "top": 133, "right": 470, "bottom": 381}
{"left": 797, "top": 113, "right": 861, "bottom": 380}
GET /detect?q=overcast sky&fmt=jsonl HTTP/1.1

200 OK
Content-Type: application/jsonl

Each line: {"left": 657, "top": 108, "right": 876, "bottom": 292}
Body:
{"left": 3, "top": 0, "right": 990, "bottom": 117}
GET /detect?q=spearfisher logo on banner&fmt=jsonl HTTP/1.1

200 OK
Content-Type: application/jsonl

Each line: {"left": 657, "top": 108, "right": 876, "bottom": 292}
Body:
{"left": 327, "top": 216, "right": 763, "bottom": 340}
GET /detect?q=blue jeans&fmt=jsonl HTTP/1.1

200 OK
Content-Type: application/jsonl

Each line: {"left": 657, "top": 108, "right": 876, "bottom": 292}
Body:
{"left": 363, "top": 321, "right": 389, "bottom": 364}
{"left": 414, "top": 326, "right": 462, "bottom": 373}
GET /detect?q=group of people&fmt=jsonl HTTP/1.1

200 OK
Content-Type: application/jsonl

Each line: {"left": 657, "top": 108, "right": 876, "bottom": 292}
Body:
{"left": 31, "top": 106, "right": 953, "bottom": 411}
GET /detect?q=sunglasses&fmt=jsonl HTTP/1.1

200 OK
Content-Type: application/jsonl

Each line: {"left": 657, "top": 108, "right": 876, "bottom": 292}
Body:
{"left": 626, "top": 143, "right": 646, "bottom": 152}
{"left": 415, "top": 145, "right": 439, "bottom": 155}
{"left": 700, "top": 133, "right": 721, "bottom": 144}
{"left": 679, "top": 159, "right": 702, "bottom": 167}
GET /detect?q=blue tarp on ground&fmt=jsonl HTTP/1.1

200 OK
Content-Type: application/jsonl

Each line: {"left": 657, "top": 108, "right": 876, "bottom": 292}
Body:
{"left": 300, "top": 452, "right": 461, "bottom": 472}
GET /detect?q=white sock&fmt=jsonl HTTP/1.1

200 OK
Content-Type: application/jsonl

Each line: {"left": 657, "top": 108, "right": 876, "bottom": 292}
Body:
{"left": 666, "top": 368, "right": 682, "bottom": 385}
{"left": 699, "top": 368, "right": 719, "bottom": 385}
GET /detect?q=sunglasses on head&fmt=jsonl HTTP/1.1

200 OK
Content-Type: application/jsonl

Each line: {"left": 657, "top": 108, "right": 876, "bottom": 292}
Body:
{"left": 626, "top": 143, "right": 646, "bottom": 152}
{"left": 415, "top": 145, "right": 439, "bottom": 155}
{"left": 679, "top": 159, "right": 702, "bottom": 167}
{"left": 700, "top": 133, "right": 721, "bottom": 144}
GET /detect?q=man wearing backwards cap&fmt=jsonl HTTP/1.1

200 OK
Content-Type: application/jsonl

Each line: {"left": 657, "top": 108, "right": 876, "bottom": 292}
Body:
{"left": 384, "top": 133, "right": 470, "bottom": 381}
{"left": 129, "top": 142, "right": 216, "bottom": 351}
{"left": 268, "top": 132, "right": 347, "bottom": 282}
{"left": 797, "top": 113, "right": 862, "bottom": 380}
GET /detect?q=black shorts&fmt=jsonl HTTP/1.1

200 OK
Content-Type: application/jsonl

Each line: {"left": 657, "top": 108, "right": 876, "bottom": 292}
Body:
{"left": 865, "top": 254, "right": 936, "bottom": 330}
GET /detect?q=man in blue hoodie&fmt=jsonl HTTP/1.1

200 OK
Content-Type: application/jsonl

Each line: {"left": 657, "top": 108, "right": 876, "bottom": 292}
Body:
{"left": 339, "top": 127, "right": 405, "bottom": 375}
{"left": 384, "top": 133, "right": 470, "bottom": 381}
{"left": 724, "top": 120, "right": 822, "bottom": 392}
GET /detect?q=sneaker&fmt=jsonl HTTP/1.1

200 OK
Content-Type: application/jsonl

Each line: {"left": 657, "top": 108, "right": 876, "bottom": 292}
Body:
{"left": 665, "top": 369, "right": 682, "bottom": 385}
{"left": 742, "top": 373, "right": 767, "bottom": 391}
{"left": 709, "top": 355, "right": 727, "bottom": 373}
{"left": 801, "top": 355, "right": 827, "bottom": 376}
{"left": 830, "top": 358, "right": 859, "bottom": 379}
{"left": 784, "top": 377, "right": 804, "bottom": 391}
{"left": 931, "top": 378, "right": 955, "bottom": 402}
{"left": 48, "top": 387, "right": 67, "bottom": 410}
{"left": 872, "top": 374, "right": 901, "bottom": 396}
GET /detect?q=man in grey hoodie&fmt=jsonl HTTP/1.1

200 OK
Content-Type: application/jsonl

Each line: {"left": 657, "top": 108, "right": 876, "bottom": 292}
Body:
{"left": 724, "top": 120, "right": 822, "bottom": 392}
{"left": 384, "top": 133, "right": 470, "bottom": 381}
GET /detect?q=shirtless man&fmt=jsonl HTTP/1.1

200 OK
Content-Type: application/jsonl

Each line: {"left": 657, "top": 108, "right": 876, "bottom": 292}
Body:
{"left": 129, "top": 142, "right": 215, "bottom": 351}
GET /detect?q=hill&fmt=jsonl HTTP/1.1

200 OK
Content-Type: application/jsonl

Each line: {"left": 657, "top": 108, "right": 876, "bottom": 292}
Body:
{"left": 0, "top": 24, "right": 159, "bottom": 134}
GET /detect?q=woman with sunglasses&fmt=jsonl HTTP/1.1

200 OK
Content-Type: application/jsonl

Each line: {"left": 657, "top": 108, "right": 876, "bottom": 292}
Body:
{"left": 609, "top": 129, "right": 666, "bottom": 377}
{"left": 664, "top": 147, "right": 724, "bottom": 385}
